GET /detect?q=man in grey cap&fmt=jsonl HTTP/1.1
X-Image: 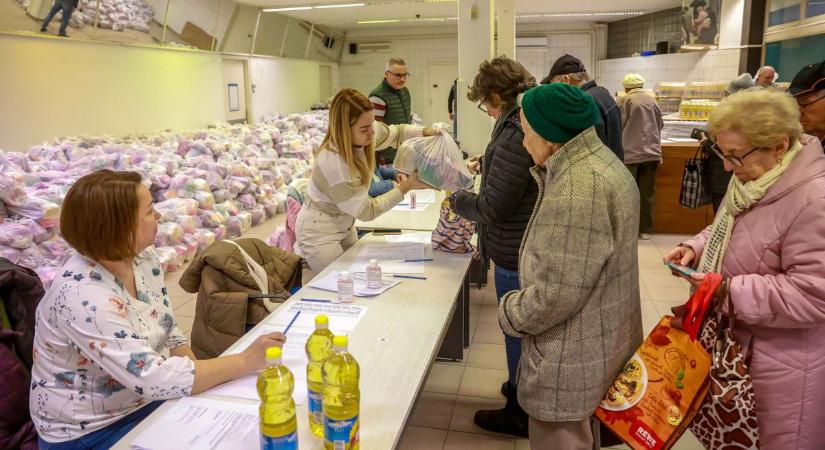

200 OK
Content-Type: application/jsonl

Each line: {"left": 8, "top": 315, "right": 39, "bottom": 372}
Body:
{"left": 789, "top": 60, "right": 825, "bottom": 147}
{"left": 542, "top": 54, "right": 624, "bottom": 161}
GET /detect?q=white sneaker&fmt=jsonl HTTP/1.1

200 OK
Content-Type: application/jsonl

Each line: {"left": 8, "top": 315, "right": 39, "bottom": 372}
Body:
{"left": 639, "top": 233, "right": 651, "bottom": 240}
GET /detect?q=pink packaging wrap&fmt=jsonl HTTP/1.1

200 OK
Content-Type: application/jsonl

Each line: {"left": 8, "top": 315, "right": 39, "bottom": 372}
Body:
{"left": 155, "top": 222, "right": 184, "bottom": 247}
{"left": 154, "top": 199, "right": 198, "bottom": 222}
{"left": 249, "top": 205, "right": 265, "bottom": 226}
{"left": 236, "top": 211, "right": 252, "bottom": 232}
{"left": 212, "top": 189, "right": 230, "bottom": 203}
{"left": 0, "top": 177, "right": 28, "bottom": 206}
{"left": 226, "top": 216, "right": 243, "bottom": 237}
{"left": 262, "top": 201, "right": 277, "bottom": 219}
{"left": 17, "top": 245, "right": 45, "bottom": 270}
{"left": 194, "top": 191, "right": 215, "bottom": 210}
{"left": 15, "top": 218, "right": 52, "bottom": 244}
{"left": 34, "top": 266, "right": 59, "bottom": 290}
{"left": 175, "top": 215, "right": 198, "bottom": 234}
{"left": 211, "top": 224, "right": 228, "bottom": 241}
{"left": 194, "top": 228, "right": 216, "bottom": 252}
{"left": 0, "top": 244, "right": 21, "bottom": 264}
{"left": 38, "top": 236, "right": 72, "bottom": 266}
{"left": 237, "top": 193, "right": 256, "bottom": 210}
{"left": 197, "top": 209, "right": 227, "bottom": 228}
{"left": 0, "top": 221, "right": 34, "bottom": 249}
{"left": 214, "top": 201, "right": 240, "bottom": 217}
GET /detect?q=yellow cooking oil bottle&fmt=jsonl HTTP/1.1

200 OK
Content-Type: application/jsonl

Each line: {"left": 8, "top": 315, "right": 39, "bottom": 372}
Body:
{"left": 306, "top": 315, "right": 335, "bottom": 437}
{"left": 258, "top": 346, "right": 298, "bottom": 450}
{"left": 322, "top": 335, "right": 361, "bottom": 450}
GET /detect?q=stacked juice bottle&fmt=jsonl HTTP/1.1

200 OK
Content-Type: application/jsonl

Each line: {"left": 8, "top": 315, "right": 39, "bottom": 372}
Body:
{"left": 258, "top": 347, "right": 298, "bottom": 450}
{"left": 306, "top": 315, "right": 335, "bottom": 437}
{"left": 322, "top": 335, "right": 361, "bottom": 450}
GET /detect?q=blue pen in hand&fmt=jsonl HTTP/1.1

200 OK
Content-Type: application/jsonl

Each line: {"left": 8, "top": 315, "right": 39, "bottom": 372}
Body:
{"left": 404, "top": 258, "right": 433, "bottom": 263}
{"left": 301, "top": 298, "right": 333, "bottom": 304}
{"left": 283, "top": 311, "right": 301, "bottom": 334}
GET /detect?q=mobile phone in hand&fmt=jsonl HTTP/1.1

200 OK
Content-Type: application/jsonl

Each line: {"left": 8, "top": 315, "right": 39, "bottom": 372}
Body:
{"left": 665, "top": 262, "right": 697, "bottom": 278}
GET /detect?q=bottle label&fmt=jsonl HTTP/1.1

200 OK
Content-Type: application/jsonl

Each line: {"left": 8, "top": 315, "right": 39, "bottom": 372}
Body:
{"left": 261, "top": 431, "right": 298, "bottom": 450}
{"left": 324, "top": 415, "right": 359, "bottom": 450}
{"left": 308, "top": 389, "right": 323, "bottom": 424}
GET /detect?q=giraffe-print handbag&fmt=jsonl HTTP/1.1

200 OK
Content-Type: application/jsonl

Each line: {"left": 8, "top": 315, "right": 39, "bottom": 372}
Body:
{"left": 690, "top": 280, "right": 760, "bottom": 449}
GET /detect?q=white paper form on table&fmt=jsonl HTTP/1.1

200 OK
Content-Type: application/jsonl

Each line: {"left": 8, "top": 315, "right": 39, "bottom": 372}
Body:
{"left": 349, "top": 242, "right": 430, "bottom": 274}
{"left": 400, "top": 189, "right": 436, "bottom": 204}
{"left": 131, "top": 397, "right": 259, "bottom": 450}
{"left": 384, "top": 232, "right": 431, "bottom": 245}
{"left": 205, "top": 302, "right": 368, "bottom": 402}
{"left": 308, "top": 271, "right": 401, "bottom": 297}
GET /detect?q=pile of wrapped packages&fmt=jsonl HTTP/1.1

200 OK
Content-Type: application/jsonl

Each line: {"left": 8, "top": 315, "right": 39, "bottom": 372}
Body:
{"left": 17, "top": 0, "right": 155, "bottom": 33}
{"left": 0, "top": 110, "right": 328, "bottom": 287}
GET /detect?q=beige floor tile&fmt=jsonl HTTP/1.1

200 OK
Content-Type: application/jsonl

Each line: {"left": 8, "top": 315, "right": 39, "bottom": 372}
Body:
{"left": 449, "top": 395, "right": 506, "bottom": 435}
{"left": 466, "top": 343, "right": 507, "bottom": 371}
{"left": 648, "top": 285, "right": 691, "bottom": 304}
{"left": 443, "top": 430, "right": 515, "bottom": 450}
{"left": 424, "top": 363, "right": 465, "bottom": 395}
{"left": 483, "top": 291, "right": 499, "bottom": 306}
{"left": 458, "top": 367, "right": 509, "bottom": 399}
{"left": 398, "top": 426, "right": 448, "bottom": 450}
{"left": 642, "top": 314, "right": 662, "bottom": 335}
{"left": 410, "top": 392, "right": 457, "bottom": 430}
{"left": 473, "top": 321, "right": 505, "bottom": 345}
{"left": 174, "top": 298, "right": 198, "bottom": 317}
{"left": 471, "top": 289, "right": 489, "bottom": 306}
{"left": 514, "top": 439, "right": 531, "bottom": 450}
{"left": 640, "top": 299, "right": 659, "bottom": 317}
{"left": 642, "top": 272, "right": 689, "bottom": 289}
{"left": 672, "top": 431, "right": 705, "bottom": 450}
{"left": 478, "top": 305, "right": 500, "bottom": 324}
{"left": 175, "top": 314, "right": 195, "bottom": 336}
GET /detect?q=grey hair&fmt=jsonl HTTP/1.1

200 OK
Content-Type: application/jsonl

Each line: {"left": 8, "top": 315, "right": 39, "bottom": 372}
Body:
{"left": 386, "top": 57, "right": 407, "bottom": 71}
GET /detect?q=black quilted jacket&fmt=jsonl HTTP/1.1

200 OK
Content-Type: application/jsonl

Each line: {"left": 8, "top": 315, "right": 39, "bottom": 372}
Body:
{"left": 452, "top": 106, "right": 539, "bottom": 271}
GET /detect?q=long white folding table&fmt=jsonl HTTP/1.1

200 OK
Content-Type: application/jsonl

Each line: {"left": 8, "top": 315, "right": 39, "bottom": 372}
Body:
{"left": 355, "top": 191, "right": 446, "bottom": 232}
{"left": 113, "top": 232, "right": 472, "bottom": 450}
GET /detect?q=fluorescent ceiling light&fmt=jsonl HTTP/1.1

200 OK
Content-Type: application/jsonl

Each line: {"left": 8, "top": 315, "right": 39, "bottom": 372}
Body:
{"left": 264, "top": 3, "right": 364, "bottom": 12}
{"left": 264, "top": 6, "right": 312, "bottom": 12}
{"left": 358, "top": 16, "right": 457, "bottom": 24}
{"left": 315, "top": 2, "right": 365, "bottom": 8}
{"left": 517, "top": 11, "right": 645, "bottom": 18}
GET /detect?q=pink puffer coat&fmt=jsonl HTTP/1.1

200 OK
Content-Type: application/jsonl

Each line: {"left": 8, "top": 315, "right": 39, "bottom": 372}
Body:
{"left": 684, "top": 134, "right": 825, "bottom": 449}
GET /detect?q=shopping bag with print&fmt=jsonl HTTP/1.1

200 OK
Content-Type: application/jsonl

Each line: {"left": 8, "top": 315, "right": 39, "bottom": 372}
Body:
{"left": 431, "top": 198, "right": 475, "bottom": 254}
{"left": 679, "top": 146, "right": 711, "bottom": 208}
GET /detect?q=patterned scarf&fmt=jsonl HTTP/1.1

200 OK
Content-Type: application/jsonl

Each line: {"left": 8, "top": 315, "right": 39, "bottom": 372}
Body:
{"left": 698, "top": 140, "right": 803, "bottom": 274}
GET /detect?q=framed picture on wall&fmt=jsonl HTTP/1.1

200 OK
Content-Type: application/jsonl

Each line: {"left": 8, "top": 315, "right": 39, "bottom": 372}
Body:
{"left": 228, "top": 83, "right": 240, "bottom": 112}
{"left": 680, "top": 0, "right": 721, "bottom": 49}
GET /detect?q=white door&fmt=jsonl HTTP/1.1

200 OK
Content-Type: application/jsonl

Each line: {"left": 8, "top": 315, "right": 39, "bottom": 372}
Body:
{"left": 427, "top": 63, "right": 458, "bottom": 125}
{"left": 319, "top": 65, "right": 333, "bottom": 103}
{"left": 221, "top": 59, "right": 247, "bottom": 123}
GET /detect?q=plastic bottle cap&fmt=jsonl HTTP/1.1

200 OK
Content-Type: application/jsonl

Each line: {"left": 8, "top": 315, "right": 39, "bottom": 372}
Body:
{"left": 340, "top": 271, "right": 350, "bottom": 280}
{"left": 369, "top": 259, "right": 378, "bottom": 267}
{"left": 266, "top": 346, "right": 282, "bottom": 361}
{"left": 332, "top": 335, "right": 348, "bottom": 349}
{"left": 315, "top": 314, "right": 329, "bottom": 328}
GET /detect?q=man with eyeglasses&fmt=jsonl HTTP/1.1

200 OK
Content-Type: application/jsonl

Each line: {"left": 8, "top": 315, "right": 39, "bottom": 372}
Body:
{"left": 369, "top": 57, "right": 413, "bottom": 165}
{"left": 789, "top": 60, "right": 825, "bottom": 148}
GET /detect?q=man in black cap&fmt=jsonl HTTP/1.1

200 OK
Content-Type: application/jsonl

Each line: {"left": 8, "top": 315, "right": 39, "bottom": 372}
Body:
{"left": 790, "top": 60, "right": 825, "bottom": 147}
{"left": 542, "top": 54, "right": 624, "bottom": 161}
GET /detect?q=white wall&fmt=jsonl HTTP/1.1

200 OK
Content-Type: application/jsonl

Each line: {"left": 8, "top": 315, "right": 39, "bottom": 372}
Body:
{"left": 0, "top": 34, "right": 225, "bottom": 152}
{"left": 145, "top": 0, "right": 236, "bottom": 48}
{"left": 339, "top": 22, "right": 604, "bottom": 124}
{"left": 249, "top": 57, "right": 322, "bottom": 121}
{"left": 596, "top": 48, "right": 742, "bottom": 98}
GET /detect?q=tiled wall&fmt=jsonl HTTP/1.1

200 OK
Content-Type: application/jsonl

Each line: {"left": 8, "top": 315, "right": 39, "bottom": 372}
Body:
{"left": 606, "top": 7, "right": 683, "bottom": 59}
{"left": 596, "top": 48, "right": 742, "bottom": 97}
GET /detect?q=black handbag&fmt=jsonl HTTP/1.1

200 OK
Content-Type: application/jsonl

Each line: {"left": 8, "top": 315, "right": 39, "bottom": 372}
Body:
{"left": 679, "top": 145, "right": 712, "bottom": 208}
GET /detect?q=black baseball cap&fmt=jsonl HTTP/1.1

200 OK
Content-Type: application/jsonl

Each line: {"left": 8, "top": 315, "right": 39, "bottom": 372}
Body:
{"left": 789, "top": 60, "right": 825, "bottom": 96}
{"left": 541, "top": 54, "right": 586, "bottom": 84}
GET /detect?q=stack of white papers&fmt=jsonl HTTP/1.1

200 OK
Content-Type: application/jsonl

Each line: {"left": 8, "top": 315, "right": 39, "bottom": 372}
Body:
{"left": 348, "top": 243, "right": 430, "bottom": 274}
{"left": 132, "top": 397, "right": 259, "bottom": 450}
{"left": 384, "top": 232, "right": 431, "bottom": 245}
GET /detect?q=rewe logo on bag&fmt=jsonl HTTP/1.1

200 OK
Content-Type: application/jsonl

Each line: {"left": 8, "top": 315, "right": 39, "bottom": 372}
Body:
{"left": 631, "top": 421, "right": 663, "bottom": 450}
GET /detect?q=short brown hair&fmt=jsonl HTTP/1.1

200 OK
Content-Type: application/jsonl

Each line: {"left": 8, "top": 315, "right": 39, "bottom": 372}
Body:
{"left": 467, "top": 56, "right": 536, "bottom": 110}
{"left": 61, "top": 170, "right": 143, "bottom": 261}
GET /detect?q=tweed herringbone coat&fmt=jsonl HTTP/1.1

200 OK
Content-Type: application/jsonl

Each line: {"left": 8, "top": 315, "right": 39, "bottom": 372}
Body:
{"left": 498, "top": 127, "right": 643, "bottom": 422}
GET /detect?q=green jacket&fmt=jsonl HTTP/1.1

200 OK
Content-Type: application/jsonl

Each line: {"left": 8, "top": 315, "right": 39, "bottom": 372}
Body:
{"left": 369, "top": 79, "right": 412, "bottom": 163}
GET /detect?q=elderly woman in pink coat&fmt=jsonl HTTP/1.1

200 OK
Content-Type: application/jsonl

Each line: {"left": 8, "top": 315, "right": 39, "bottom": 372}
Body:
{"left": 665, "top": 88, "right": 825, "bottom": 449}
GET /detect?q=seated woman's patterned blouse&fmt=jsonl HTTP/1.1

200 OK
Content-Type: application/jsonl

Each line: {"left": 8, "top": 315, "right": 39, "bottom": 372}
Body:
{"left": 31, "top": 248, "right": 195, "bottom": 443}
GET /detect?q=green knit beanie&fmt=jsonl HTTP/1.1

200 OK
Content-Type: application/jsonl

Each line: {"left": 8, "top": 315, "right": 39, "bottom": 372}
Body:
{"left": 520, "top": 83, "right": 600, "bottom": 143}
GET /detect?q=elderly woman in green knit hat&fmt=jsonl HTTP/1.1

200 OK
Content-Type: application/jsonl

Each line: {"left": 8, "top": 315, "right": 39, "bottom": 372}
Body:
{"left": 498, "top": 83, "right": 643, "bottom": 448}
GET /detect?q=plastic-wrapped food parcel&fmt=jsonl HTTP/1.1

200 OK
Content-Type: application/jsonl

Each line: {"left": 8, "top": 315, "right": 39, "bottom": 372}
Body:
{"left": 394, "top": 131, "right": 473, "bottom": 191}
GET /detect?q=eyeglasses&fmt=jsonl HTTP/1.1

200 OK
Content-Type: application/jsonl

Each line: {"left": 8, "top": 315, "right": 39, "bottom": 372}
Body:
{"left": 386, "top": 71, "right": 410, "bottom": 79}
{"left": 797, "top": 89, "right": 825, "bottom": 108}
{"left": 710, "top": 143, "right": 760, "bottom": 167}
{"left": 477, "top": 101, "right": 488, "bottom": 113}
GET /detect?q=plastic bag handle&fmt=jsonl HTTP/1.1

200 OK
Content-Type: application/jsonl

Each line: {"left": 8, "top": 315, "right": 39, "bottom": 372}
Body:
{"left": 681, "top": 273, "right": 722, "bottom": 340}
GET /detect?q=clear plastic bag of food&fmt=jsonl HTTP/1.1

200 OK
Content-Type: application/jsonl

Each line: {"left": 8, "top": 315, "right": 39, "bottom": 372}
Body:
{"left": 394, "top": 131, "right": 473, "bottom": 191}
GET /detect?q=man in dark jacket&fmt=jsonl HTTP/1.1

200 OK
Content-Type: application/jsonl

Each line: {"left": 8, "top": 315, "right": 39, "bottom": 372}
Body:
{"left": 40, "top": 0, "right": 79, "bottom": 37}
{"left": 542, "top": 54, "right": 624, "bottom": 161}
{"left": 790, "top": 60, "right": 825, "bottom": 148}
{"left": 369, "top": 57, "right": 413, "bottom": 164}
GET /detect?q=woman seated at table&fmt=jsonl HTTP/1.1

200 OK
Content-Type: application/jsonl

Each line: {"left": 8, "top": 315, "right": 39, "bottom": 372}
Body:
{"left": 296, "top": 88, "right": 434, "bottom": 273}
{"left": 31, "top": 170, "right": 285, "bottom": 450}
{"left": 665, "top": 88, "right": 825, "bottom": 449}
